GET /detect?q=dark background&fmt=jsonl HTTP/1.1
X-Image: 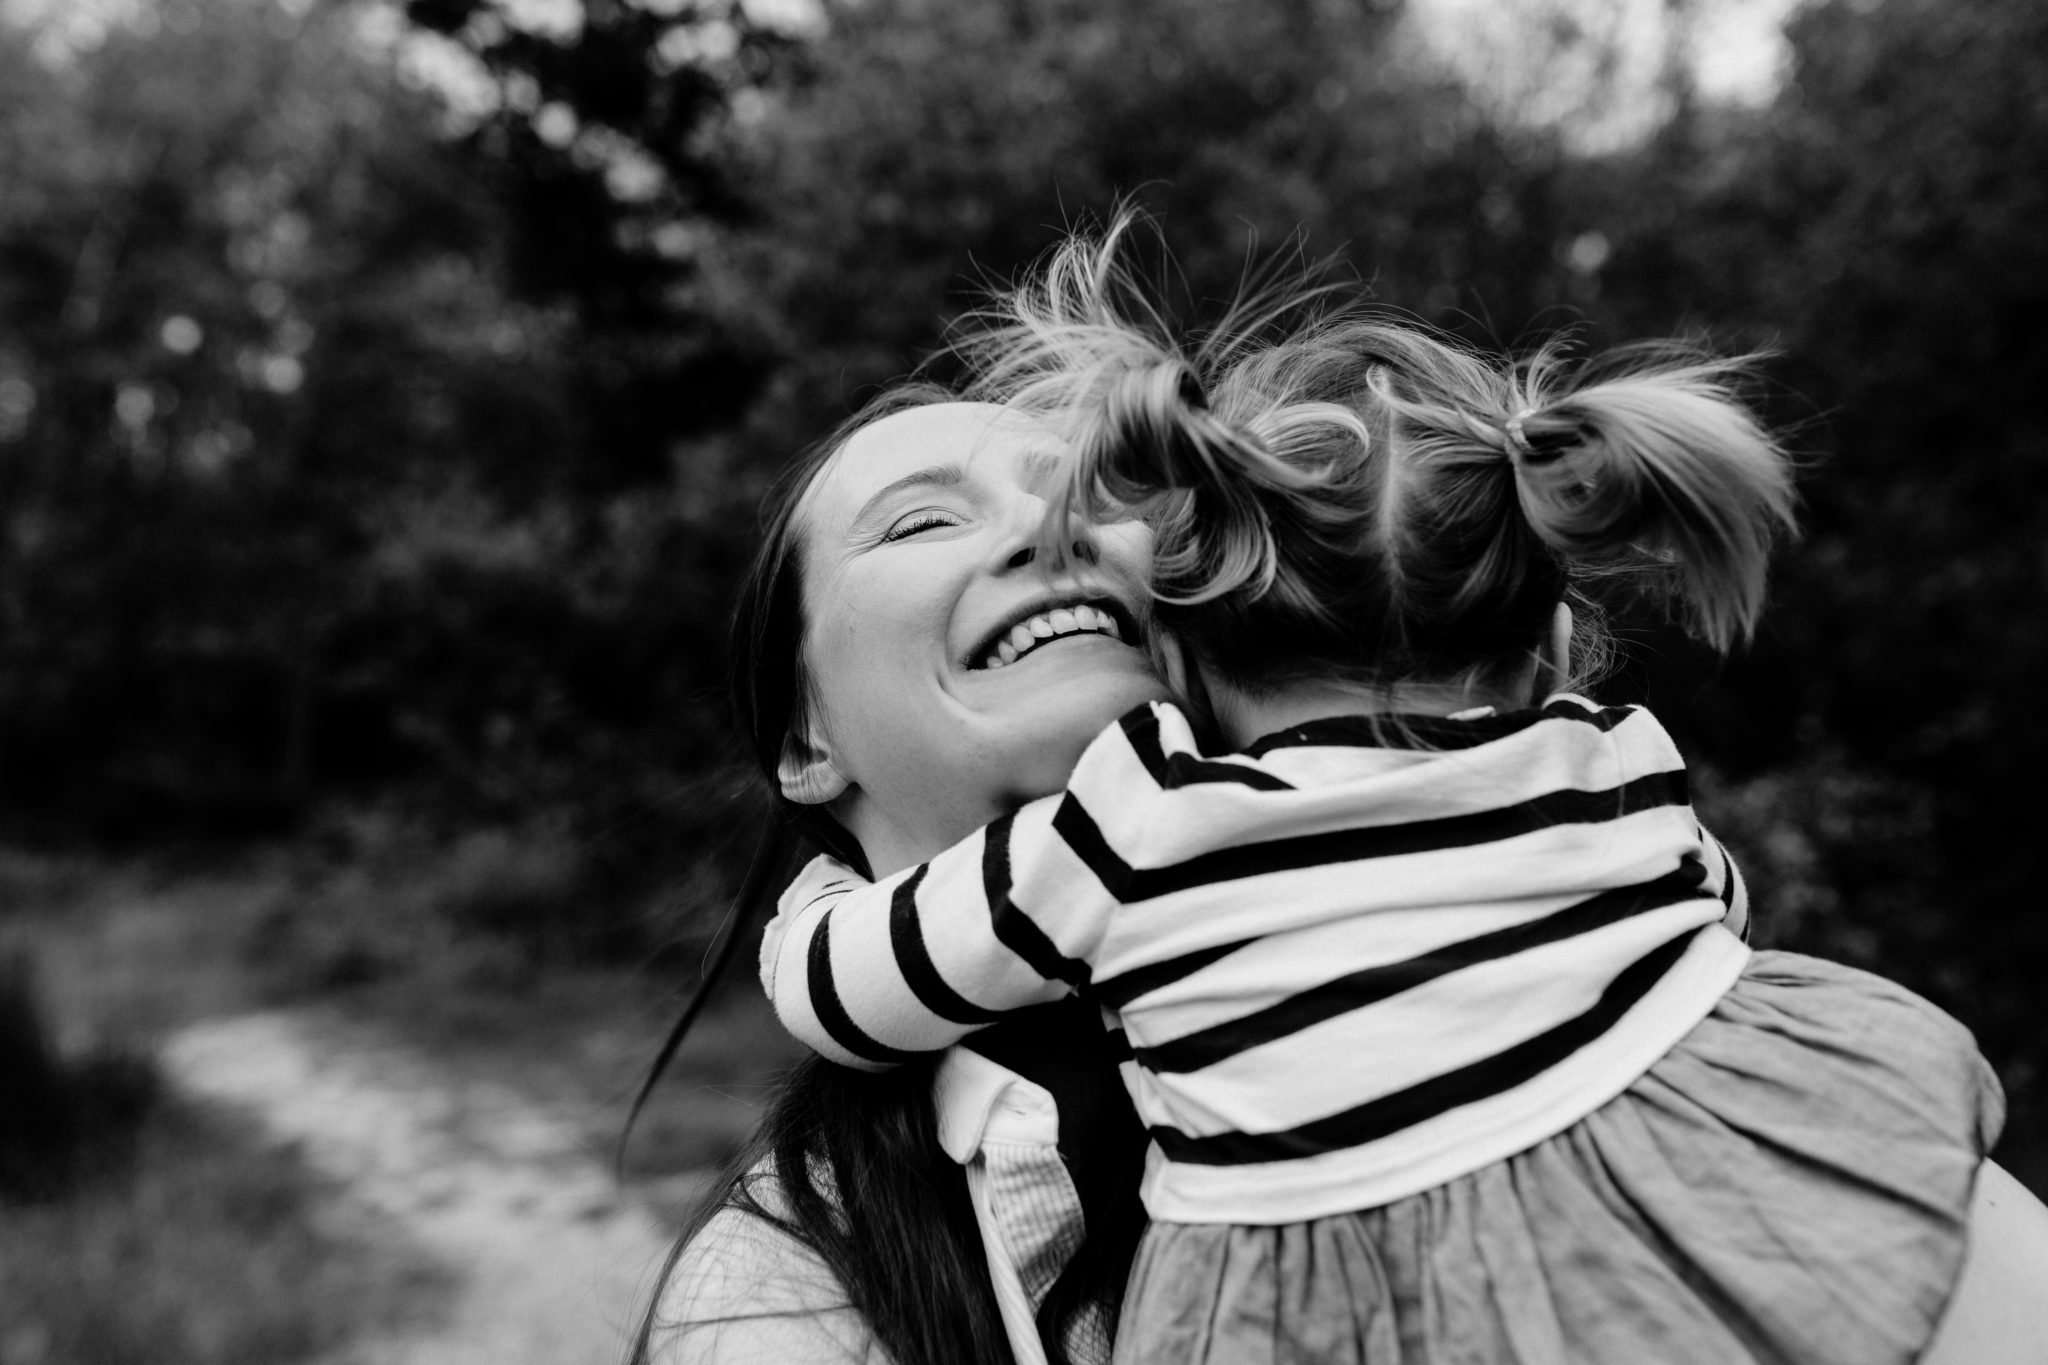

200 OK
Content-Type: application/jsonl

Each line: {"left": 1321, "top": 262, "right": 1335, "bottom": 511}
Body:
{"left": 3, "top": 0, "right": 2042, "bottom": 1202}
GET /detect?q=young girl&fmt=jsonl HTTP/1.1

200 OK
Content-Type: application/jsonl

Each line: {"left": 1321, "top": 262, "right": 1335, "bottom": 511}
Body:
{"left": 756, "top": 238, "right": 2002, "bottom": 1364}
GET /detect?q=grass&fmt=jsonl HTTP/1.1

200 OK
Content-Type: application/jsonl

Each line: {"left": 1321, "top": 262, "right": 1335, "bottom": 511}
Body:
{"left": 0, "top": 1093, "right": 438, "bottom": 1365}
{"left": 0, "top": 932, "right": 434, "bottom": 1365}
{"left": 340, "top": 955, "right": 797, "bottom": 1182}
{"left": 0, "top": 825, "right": 789, "bottom": 1365}
{"left": 6, "top": 831, "right": 801, "bottom": 1223}
{"left": 212, "top": 813, "right": 803, "bottom": 1194}
{"left": 2, "top": 848, "right": 285, "bottom": 1036}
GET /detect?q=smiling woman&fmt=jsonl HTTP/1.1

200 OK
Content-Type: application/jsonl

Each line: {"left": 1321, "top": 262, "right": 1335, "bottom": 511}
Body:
{"left": 633, "top": 388, "right": 1162, "bottom": 1365}
{"left": 778, "top": 401, "right": 1162, "bottom": 878}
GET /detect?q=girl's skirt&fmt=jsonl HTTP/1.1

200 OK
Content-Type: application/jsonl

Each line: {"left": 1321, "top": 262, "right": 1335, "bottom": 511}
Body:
{"left": 1114, "top": 951, "right": 2004, "bottom": 1365}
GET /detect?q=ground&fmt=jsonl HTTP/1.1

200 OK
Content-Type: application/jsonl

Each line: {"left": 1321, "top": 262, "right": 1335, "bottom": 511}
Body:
{"left": 2, "top": 849, "right": 801, "bottom": 1365}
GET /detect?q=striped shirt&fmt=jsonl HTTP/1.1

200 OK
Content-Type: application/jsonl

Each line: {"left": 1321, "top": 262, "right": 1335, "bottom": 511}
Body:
{"left": 761, "top": 695, "right": 1753, "bottom": 1225}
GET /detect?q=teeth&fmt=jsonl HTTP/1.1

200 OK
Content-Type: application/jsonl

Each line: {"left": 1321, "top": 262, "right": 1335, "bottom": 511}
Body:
{"left": 979, "top": 602, "right": 1134, "bottom": 669}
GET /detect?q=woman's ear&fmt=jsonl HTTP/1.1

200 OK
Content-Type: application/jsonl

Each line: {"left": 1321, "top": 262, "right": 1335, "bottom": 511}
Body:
{"left": 777, "top": 730, "right": 851, "bottom": 806}
{"left": 1533, "top": 600, "right": 1574, "bottom": 701}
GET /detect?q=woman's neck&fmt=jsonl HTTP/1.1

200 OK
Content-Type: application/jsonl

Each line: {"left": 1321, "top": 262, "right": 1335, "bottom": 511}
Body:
{"left": 1209, "top": 673, "right": 1530, "bottom": 750}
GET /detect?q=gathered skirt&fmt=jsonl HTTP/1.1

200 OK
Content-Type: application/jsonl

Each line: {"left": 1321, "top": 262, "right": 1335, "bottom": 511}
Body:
{"left": 1114, "top": 951, "right": 2004, "bottom": 1365}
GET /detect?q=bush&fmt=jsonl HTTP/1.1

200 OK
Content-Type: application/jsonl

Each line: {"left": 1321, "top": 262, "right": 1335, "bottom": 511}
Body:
{"left": 0, "top": 951, "right": 159, "bottom": 1204}
{"left": 240, "top": 806, "right": 741, "bottom": 1006}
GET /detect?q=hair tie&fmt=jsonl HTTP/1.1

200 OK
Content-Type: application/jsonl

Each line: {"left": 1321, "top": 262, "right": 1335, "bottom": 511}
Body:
{"left": 1503, "top": 408, "right": 1538, "bottom": 463}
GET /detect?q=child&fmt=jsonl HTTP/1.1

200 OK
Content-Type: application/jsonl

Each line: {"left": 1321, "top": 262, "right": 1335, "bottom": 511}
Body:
{"left": 758, "top": 243, "right": 2002, "bottom": 1364}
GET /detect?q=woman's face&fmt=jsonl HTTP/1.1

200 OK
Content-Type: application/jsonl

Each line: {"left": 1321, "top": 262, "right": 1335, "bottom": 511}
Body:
{"left": 784, "top": 401, "right": 1167, "bottom": 876}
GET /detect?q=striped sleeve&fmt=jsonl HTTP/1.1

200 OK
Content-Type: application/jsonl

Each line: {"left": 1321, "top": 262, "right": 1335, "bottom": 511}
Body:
{"left": 1696, "top": 824, "right": 1751, "bottom": 942}
{"left": 760, "top": 792, "right": 1129, "bottom": 1071}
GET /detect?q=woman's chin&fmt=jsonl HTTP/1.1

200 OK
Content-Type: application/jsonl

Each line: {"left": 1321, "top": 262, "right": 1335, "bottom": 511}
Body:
{"left": 957, "top": 636, "right": 1168, "bottom": 763}
{"left": 961, "top": 635, "right": 1162, "bottom": 703}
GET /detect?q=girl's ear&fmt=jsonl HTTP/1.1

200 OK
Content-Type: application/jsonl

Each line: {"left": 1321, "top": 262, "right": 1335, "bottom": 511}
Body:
{"left": 1534, "top": 600, "right": 1574, "bottom": 700}
{"left": 777, "top": 730, "right": 851, "bottom": 806}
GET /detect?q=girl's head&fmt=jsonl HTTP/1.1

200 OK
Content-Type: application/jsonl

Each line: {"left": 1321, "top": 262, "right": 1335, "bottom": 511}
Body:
{"left": 731, "top": 386, "right": 1165, "bottom": 879}
{"left": 973, "top": 224, "right": 1796, "bottom": 715}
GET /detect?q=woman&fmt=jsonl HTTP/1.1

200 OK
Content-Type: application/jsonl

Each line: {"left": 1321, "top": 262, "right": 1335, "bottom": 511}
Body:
{"left": 637, "top": 389, "right": 1164, "bottom": 1365}
{"left": 638, "top": 242, "right": 2048, "bottom": 1365}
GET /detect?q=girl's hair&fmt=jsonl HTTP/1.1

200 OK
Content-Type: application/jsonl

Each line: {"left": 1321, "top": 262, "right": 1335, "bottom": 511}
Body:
{"left": 630, "top": 383, "right": 1145, "bottom": 1365}
{"left": 965, "top": 217, "right": 1797, "bottom": 698}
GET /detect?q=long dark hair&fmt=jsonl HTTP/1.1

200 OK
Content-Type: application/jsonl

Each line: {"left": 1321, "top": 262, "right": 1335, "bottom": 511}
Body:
{"left": 629, "top": 385, "right": 1145, "bottom": 1365}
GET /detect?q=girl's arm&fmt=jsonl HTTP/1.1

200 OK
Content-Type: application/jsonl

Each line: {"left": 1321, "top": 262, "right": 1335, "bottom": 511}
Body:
{"left": 762, "top": 792, "right": 1127, "bottom": 1071}
{"left": 1695, "top": 824, "right": 1750, "bottom": 941}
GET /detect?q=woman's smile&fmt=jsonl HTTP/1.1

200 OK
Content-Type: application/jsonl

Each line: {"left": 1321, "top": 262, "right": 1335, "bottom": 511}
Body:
{"left": 963, "top": 593, "right": 1137, "bottom": 671}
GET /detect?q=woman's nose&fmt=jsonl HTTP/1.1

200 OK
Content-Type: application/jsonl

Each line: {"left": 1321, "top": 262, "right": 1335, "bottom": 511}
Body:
{"left": 1002, "top": 538, "right": 1098, "bottom": 571}
{"left": 993, "top": 487, "right": 1101, "bottom": 573}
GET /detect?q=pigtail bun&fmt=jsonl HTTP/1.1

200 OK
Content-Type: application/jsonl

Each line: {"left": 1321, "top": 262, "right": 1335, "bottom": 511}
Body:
{"left": 1069, "top": 358, "right": 1314, "bottom": 606}
{"left": 1509, "top": 359, "right": 1795, "bottom": 652}
{"left": 951, "top": 208, "right": 1349, "bottom": 613}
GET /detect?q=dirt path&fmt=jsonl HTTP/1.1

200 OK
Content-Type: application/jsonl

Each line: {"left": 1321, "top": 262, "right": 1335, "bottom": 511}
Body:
{"left": 162, "top": 1009, "right": 700, "bottom": 1365}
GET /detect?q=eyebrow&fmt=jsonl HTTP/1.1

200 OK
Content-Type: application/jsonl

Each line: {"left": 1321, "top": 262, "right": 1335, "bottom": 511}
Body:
{"left": 848, "top": 463, "right": 965, "bottom": 535}
{"left": 843, "top": 447, "right": 1070, "bottom": 538}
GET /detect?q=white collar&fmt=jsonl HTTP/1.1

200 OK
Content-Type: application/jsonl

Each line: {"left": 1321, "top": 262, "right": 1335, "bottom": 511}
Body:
{"left": 934, "top": 1044, "right": 1063, "bottom": 1161}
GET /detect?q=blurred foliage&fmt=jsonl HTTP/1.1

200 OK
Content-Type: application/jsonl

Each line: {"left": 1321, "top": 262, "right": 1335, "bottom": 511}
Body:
{"left": 0, "top": 0, "right": 765, "bottom": 945}
{"left": 0, "top": 951, "right": 159, "bottom": 1202}
{"left": 0, "top": 0, "right": 2043, "bottom": 1179}
{"left": 1606, "top": 0, "right": 2048, "bottom": 1185}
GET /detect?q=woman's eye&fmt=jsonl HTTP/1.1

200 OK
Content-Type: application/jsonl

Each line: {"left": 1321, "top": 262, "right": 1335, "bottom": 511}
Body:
{"left": 881, "top": 510, "right": 961, "bottom": 542}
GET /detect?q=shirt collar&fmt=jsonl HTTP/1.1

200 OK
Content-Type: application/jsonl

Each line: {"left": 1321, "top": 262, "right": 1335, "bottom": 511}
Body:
{"left": 933, "top": 1046, "right": 1062, "bottom": 1163}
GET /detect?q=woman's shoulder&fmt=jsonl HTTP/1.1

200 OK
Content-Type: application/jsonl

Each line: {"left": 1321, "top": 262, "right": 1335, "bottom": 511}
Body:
{"left": 643, "top": 1167, "right": 891, "bottom": 1365}
{"left": 1921, "top": 1161, "right": 2048, "bottom": 1365}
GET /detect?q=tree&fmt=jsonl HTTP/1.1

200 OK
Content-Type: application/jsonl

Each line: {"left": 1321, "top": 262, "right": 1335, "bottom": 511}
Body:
{"left": 1588, "top": 0, "right": 2048, "bottom": 1185}
{"left": 699, "top": 0, "right": 1607, "bottom": 455}
{"left": 398, "top": 0, "right": 796, "bottom": 486}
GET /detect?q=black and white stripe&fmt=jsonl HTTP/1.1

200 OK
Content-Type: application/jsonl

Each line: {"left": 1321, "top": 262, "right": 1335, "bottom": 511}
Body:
{"left": 761, "top": 696, "right": 1752, "bottom": 1224}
